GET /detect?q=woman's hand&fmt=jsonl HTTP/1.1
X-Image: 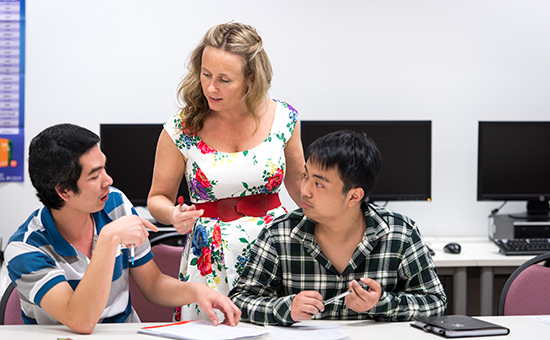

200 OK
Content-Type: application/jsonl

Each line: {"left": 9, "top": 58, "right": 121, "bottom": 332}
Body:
{"left": 169, "top": 203, "right": 204, "bottom": 234}
{"left": 191, "top": 283, "right": 241, "bottom": 326}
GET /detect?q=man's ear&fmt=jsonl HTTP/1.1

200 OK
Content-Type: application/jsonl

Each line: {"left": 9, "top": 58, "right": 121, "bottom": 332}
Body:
{"left": 347, "top": 187, "right": 365, "bottom": 207}
{"left": 55, "top": 184, "right": 71, "bottom": 202}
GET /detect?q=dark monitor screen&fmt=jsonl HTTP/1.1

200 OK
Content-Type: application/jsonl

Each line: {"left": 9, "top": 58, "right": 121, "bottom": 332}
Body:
{"left": 100, "top": 124, "right": 190, "bottom": 207}
{"left": 300, "top": 121, "right": 431, "bottom": 202}
{"left": 477, "top": 121, "right": 550, "bottom": 217}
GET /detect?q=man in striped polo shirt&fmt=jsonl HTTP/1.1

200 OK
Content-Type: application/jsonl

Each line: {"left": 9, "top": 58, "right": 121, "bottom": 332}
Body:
{"left": 4, "top": 124, "right": 240, "bottom": 334}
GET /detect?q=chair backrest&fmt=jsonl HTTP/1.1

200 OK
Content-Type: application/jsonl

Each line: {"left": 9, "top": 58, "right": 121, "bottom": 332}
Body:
{"left": 498, "top": 252, "right": 550, "bottom": 316}
{"left": 130, "top": 242, "right": 184, "bottom": 322}
{"left": 0, "top": 282, "right": 24, "bottom": 325}
{"left": 150, "top": 243, "right": 183, "bottom": 279}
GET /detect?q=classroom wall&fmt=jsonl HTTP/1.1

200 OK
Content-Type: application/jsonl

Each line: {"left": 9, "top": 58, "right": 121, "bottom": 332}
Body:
{"left": 1, "top": 0, "right": 550, "bottom": 248}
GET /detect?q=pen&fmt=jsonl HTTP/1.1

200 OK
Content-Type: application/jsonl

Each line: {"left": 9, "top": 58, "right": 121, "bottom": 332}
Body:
{"left": 178, "top": 196, "right": 185, "bottom": 212}
{"left": 130, "top": 244, "right": 135, "bottom": 265}
{"left": 323, "top": 290, "right": 352, "bottom": 305}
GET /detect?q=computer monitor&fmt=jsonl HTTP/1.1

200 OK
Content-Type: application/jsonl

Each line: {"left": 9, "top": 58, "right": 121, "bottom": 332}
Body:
{"left": 300, "top": 120, "right": 432, "bottom": 202}
{"left": 99, "top": 124, "right": 190, "bottom": 207}
{"left": 477, "top": 121, "right": 550, "bottom": 219}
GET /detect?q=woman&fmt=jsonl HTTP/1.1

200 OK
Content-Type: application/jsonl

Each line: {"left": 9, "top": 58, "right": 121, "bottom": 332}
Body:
{"left": 147, "top": 22, "right": 304, "bottom": 321}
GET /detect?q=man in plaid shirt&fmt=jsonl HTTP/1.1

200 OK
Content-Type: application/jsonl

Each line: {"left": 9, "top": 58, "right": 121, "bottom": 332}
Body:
{"left": 229, "top": 130, "right": 447, "bottom": 326}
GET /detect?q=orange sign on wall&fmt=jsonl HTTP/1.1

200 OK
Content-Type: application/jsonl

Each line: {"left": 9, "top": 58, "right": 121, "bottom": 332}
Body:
{"left": 0, "top": 137, "right": 12, "bottom": 168}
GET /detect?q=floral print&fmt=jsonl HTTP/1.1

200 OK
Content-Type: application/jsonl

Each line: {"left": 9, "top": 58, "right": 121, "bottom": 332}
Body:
{"left": 191, "top": 224, "right": 208, "bottom": 257}
{"left": 195, "top": 168, "right": 211, "bottom": 188}
{"left": 212, "top": 223, "right": 222, "bottom": 249}
{"left": 189, "top": 162, "right": 217, "bottom": 201}
{"left": 282, "top": 102, "right": 298, "bottom": 127}
{"left": 197, "top": 247, "right": 212, "bottom": 276}
{"left": 262, "top": 214, "right": 274, "bottom": 225}
{"left": 165, "top": 100, "right": 297, "bottom": 322}
{"left": 197, "top": 140, "right": 216, "bottom": 155}
{"left": 240, "top": 158, "right": 285, "bottom": 196}
{"left": 266, "top": 168, "right": 284, "bottom": 191}
{"left": 233, "top": 237, "right": 255, "bottom": 286}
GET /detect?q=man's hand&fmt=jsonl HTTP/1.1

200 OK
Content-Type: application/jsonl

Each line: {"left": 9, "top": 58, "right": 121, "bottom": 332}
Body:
{"left": 194, "top": 284, "right": 241, "bottom": 327}
{"left": 344, "top": 277, "right": 381, "bottom": 313}
{"left": 290, "top": 291, "right": 325, "bottom": 322}
{"left": 102, "top": 215, "right": 158, "bottom": 248}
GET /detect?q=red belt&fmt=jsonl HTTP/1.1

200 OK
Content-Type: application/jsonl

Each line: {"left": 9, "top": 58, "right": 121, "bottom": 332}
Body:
{"left": 195, "top": 193, "right": 281, "bottom": 222}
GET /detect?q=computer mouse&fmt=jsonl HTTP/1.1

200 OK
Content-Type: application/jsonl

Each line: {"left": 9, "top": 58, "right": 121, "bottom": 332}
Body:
{"left": 443, "top": 242, "right": 461, "bottom": 254}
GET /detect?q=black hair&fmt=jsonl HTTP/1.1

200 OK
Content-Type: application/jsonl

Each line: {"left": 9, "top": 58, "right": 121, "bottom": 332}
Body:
{"left": 305, "top": 129, "right": 382, "bottom": 199}
{"left": 28, "top": 123, "right": 100, "bottom": 210}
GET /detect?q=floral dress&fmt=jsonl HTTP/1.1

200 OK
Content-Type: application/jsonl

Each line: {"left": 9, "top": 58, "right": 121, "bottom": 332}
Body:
{"left": 163, "top": 100, "right": 298, "bottom": 321}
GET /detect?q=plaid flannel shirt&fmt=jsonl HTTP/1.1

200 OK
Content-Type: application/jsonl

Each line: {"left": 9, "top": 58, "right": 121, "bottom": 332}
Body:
{"left": 229, "top": 202, "right": 447, "bottom": 326}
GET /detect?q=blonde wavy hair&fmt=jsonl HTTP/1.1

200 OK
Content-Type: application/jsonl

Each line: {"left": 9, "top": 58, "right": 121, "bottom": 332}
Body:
{"left": 177, "top": 22, "right": 273, "bottom": 134}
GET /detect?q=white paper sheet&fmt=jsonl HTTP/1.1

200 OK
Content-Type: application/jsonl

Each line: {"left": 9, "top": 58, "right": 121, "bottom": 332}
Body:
{"left": 266, "top": 323, "right": 350, "bottom": 340}
{"left": 138, "top": 319, "right": 268, "bottom": 340}
{"left": 532, "top": 316, "right": 550, "bottom": 325}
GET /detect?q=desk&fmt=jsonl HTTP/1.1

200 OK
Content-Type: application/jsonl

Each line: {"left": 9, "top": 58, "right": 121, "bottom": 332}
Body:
{"left": 0, "top": 316, "right": 547, "bottom": 339}
{"left": 426, "top": 237, "right": 533, "bottom": 316}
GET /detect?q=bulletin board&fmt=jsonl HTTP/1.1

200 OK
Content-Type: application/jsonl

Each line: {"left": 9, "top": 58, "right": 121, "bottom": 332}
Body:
{"left": 0, "top": 0, "right": 24, "bottom": 182}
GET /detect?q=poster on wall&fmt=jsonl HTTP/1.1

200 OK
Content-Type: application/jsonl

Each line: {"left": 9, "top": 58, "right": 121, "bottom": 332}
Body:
{"left": 0, "top": 0, "right": 24, "bottom": 182}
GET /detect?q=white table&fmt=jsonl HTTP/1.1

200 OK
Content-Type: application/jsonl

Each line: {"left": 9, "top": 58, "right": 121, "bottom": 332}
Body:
{"left": 0, "top": 316, "right": 547, "bottom": 339}
{"left": 426, "top": 237, "right": 533, "bottom": 316}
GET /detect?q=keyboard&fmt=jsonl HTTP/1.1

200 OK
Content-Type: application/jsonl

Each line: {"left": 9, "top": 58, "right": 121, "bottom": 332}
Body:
{"left": 494, "top": 238, "right": 550, "bottom": 255}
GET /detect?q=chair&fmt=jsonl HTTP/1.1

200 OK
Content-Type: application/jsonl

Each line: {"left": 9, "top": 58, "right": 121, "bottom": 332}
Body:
{"left": 498, "top": 252, "right": 550, "bottom": 316}
{"left": 0, "top": 282, "right": 24, "bottom": 325}
{"left": 130, "top": 234, "right": 186, "bottom": 322}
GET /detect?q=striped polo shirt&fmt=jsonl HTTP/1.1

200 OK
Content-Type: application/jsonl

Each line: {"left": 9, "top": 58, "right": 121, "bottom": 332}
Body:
{"left": 4, "top": 187, "right": 153, "bottom": 324}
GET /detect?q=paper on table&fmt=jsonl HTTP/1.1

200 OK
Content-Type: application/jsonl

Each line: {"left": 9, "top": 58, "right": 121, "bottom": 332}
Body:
{"left": 266, "top": 324, "right": 350, "bottom": 340}
{"left": 138, "top": 319, "right": 268, "bottom": 340}
{"left": 533, "top": 316, "right": 550, "bottom": 325}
